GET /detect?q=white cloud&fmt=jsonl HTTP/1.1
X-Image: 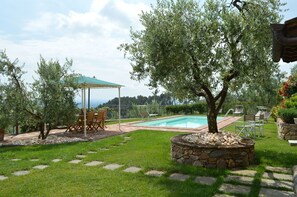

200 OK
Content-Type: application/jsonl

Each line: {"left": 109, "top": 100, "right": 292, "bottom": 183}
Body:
{"left": 114, "top": 0, "right": 150, "bottom": 22}
{"left": 90, "top": 0, "right": 110, "bottom": 13}
{"left": 0, "top": 0, "right": 158, "bottom": 100}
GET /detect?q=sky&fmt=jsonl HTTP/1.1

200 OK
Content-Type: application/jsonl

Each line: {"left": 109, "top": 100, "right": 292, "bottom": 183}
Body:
{"left": 0, "top": 0, "right": 296, "bottom": 103}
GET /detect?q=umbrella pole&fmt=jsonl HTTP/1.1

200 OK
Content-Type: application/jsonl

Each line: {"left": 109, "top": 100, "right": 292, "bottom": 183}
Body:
{"left": 83, "top": 88, "right": 87, "bottom": 137}
{"left": 88, "top": 88, "right": 90, "bottom": 112}
{"left": 118, "top": 87, "right": 121, "bottom": 131}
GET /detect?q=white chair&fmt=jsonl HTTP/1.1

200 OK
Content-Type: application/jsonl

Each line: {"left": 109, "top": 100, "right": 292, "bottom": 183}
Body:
{"left": 234, "top": 105, "right": 244, "bottom": 115}
{"left": 235, "top": 115, "right": 256, "bottom": 137}
{"left": 251, "top": 114, "right": 264, "bottom": 136}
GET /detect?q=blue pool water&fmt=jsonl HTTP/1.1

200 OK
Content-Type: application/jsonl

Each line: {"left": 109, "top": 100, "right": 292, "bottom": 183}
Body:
{"left": 135, "top": 116, "right": 224, "bottom": 129}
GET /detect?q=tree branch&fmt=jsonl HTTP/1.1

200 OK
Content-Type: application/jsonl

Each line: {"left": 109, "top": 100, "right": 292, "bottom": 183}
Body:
{"left": 189, "top": 86, "right": 205, "bottom": 97}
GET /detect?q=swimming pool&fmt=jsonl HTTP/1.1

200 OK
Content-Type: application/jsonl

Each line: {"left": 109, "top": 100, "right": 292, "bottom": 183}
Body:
{"left": 135, "top": 116, "right": 224, "bottom": 129}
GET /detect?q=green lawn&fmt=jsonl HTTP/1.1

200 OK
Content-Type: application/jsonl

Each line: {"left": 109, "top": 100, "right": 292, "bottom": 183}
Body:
{"left": 0, "top": 120, "right": 296, "bottom": 196}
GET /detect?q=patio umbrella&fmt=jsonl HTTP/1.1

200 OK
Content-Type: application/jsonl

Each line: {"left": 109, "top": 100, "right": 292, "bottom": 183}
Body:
{"left": 76, "top": 75, "right": 123, "bottom": 136}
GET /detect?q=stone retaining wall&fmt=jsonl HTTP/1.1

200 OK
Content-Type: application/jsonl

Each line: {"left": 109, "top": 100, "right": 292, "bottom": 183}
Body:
{"left": 277, "top": 118, "right": 297, "bottom": 140}
{"left": 171, "top": 135, "right": 255, "bottom": 169}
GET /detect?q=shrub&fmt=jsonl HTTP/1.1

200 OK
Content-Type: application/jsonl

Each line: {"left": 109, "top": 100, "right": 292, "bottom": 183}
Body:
{"left": 279, "top": 75, "right": 297, "bottom": 99}
{"left": 284, "top": 94, "right": 297, "bottom": 108}
{"left": 271, "top": 105, "right": 280, "bottom": 122}
{"left": 165, "top": 102, "right": 207, "bottom": 115}
{"left": 278, "top": 108, "right": 297, "bottom": 124}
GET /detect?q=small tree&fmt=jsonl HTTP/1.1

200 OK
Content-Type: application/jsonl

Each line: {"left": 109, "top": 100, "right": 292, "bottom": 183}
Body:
{"left": 0, "top": 51, "right": 78, "bottom": 139}
{"left": 291, "top": 64, "right": 297, "bottom": 76}
{"left": 120, "top": 0, "right": 283, "bottom": 133}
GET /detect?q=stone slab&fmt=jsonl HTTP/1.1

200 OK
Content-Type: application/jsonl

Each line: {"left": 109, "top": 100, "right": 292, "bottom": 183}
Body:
{"left": 225, "top": 175, "right": 254, "bottom": 185}
{"left": 219, "top": 183, "right": 250, "bottom": 195}
{"left": 259, "top": 188, "right": 295, "bottom": 197}
{"left": 194, "top": 176, "right": 216, "bottom": 185}
{"left": 87, "top": 151, "right": 97, "bottom": 154}
{"left": 33, "top": 165, "right": 49, "bottom": 170}
{"left": 85, "top": 161, "right": 104, "bottom": 166}
{"left": 123, "top": 167, "right": 142, "bottom": 173}
{"left": 103, "top": 164, "right": 123, "bottom": 170}
{"left": 52, "top": 159, "right": 62, "bottom": 163}
{"left": 266, "top": 166, "right": 292, "bottom": 174}
{"left": 145, "top": 170, "right": 166, "bottom": 177}
{"left": 13, "top": 170, "right": 30, "bottom": 176}
{"left": 30, "top": 159, "right": 39, "bottom": 162}
{"left": 76, "top": 155, "right": 86, "bottom": 158}
{"left": 263, "top": 172, "right": 293, "bottom": 181}
{"left": 261, "top": 178, "right": 293, "bottom": 190}
{"left": 11, "top": 158, "right": 21, "bottom": 161}
{"left": 100, "top": 148, "right": 109, "bottom": 151}
{"left": 293, "top": 165, "right": 297, "bottom": 194}
{"left": 0, "top": 175, "right": 8, "bottom": 181}
{"left": 69, "top": 159, "right": 82, "bottom": 164}
{"left": 213, "top": 195, "right": 236, "bottom": 197}
{"left": 230, "top": 170, "right": 257, "bottom": 177}
{"left": 168, "top": 173, "right": 190, "bottom": 182}
{"left": 124, "top": 137, "right": 131, "bottom": 141}
{"left": 288, "top": 140, "right": 297, "bottom": 146}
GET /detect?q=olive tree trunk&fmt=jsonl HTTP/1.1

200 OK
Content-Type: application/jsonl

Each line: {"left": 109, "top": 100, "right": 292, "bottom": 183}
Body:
{"left": 206, "top": 99, "right": 219, "bottom": 133}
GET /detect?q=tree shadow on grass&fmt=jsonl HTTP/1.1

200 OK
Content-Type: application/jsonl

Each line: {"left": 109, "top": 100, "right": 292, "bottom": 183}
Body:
{"left": 150, "top": 161, "right": 229, "bottom": 197}
{"left": 0, "top": 141, "right": 85, "bottom": 154}
{"left": 255, "top": 149, "right": 297, "bottom": 167}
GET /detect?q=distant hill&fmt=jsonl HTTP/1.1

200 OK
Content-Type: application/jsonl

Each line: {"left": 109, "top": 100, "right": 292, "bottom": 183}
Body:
{"left": 97, "top": 93, "right": 174, "bottom": 109}
{"left": 75, "top": 99, "right": 107, "bottom": 108}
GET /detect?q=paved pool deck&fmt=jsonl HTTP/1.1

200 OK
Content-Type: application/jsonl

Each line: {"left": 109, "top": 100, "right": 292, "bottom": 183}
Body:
{"left": 106, "top": 116, "right": 240, "bottom": 133}
{"left": 2, "top": 116, "right": 240, "bottom": 144}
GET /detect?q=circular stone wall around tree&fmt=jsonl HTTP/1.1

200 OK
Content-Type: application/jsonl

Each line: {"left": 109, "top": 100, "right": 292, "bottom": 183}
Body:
{"left": 171, "top": 134, "right": 255, "bottom": 169}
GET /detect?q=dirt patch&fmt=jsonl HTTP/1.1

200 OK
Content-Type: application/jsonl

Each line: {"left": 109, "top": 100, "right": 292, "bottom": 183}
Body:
{"left": 0, "top": 129, "right": 125, "bottom": 146}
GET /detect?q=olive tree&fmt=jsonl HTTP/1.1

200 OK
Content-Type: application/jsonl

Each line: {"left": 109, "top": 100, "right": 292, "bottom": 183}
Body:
{"left": 291, "top": 64, "right": 297, "bottom": 76}
{"left": 120, "top": 0, "right": 283, "bottom": 133}
{"left": 0, "top": 51, "right": 78, "bottom": 139}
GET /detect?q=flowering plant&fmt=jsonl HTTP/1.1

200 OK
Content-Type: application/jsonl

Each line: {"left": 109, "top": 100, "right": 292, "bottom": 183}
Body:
{"left": 278, "top": 75, "right": 297, "bottom": 99}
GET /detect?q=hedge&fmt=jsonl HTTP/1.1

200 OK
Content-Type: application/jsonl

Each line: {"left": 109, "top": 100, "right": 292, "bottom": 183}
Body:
{"left": 165, "top": 103, "right": 207, "bottom": 114}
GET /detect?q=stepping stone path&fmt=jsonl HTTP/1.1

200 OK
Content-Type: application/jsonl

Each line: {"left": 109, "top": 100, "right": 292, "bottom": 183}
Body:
{"left": 260, "top": 178, "right": 293, "bottom": 190}
{"left": 52, "top": 159, "right": 62, "bottom": 163}
{"left": 145, "top": 170, "right": 166, "bottom": 177}
{"left": 123, "top": 167, "right": 141, "bottom": 173}
{"left": 33, "top": 165, "right": 49, "bottom": 170}
{"left": 230, "top": 169, "right": 257, "bottom": 177}
{"left": 219, "top": 183, "right": 251, "bottom": 195}
{"left": 168, "top": 173, "right": 190, "bottom": 182}
{"left": 76, "top": 155, "right": 86, "bottom": 158}
{"left": 259, "top": 188, "right": 295, "bottom": 197}
{"left": 30, "top": 159, "right": 39, "bottom": 162}
{"left": 85, "top": 161, "right": 104, "bottom": 166}
{"left": 87, "top": 151, "right": 97, "bottom": 154}
{"left": 103, "top": 164, "right": 123, "bottom": 170}
{"left": 0, "top": 175, "right": 8, "bottom": 181}
{"left": 215, "top": 167, "right": 296, "bottom": 196}
{"left": 194, "top": 176, "right": 217, "bottom": 185}
{"left": 263, "top": 172, "right": 293, "bottom": 181}
{"left": 69, "top": 159, "right": 82, "bottom": 164}
{"left": 225, "top": 175, "right": 254, "bottom": 185}
{"left": 266, "top": 166, "right": 292, "bottom": 174}
{"left": 13, "top": 170, "right": 30, "bottom": 176}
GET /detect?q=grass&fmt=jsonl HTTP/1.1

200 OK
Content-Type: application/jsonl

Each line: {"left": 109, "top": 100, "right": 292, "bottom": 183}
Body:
{"left": 0, "top": 119, "right": 296, "bottom": 196}
{"left": 106, "top": 118, "right": 142, "bottom": 125}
